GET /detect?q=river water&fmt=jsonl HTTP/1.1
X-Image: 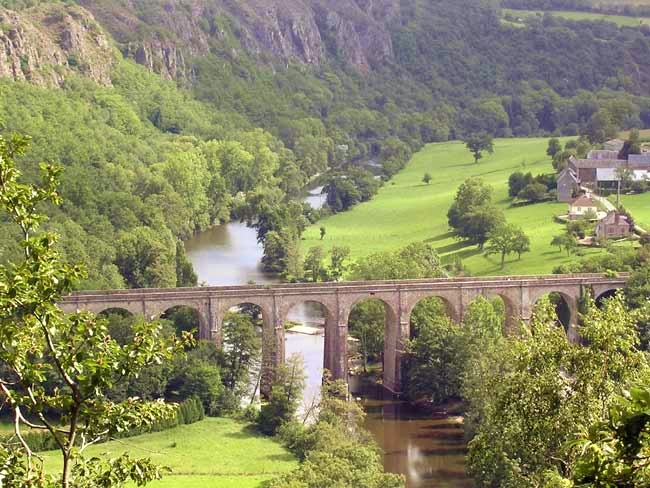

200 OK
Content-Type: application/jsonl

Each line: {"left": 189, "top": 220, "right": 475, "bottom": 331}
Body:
{"left": 184, "top": 221, "right": 469, "bottom": 487}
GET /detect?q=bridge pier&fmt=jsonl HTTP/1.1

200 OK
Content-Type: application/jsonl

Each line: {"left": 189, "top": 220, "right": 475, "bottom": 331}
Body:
{"left": 60, "top": 274, "right": 628, "bottom": 400}
{"left": 260, "top": 305, "right": 285, "bottom": 399}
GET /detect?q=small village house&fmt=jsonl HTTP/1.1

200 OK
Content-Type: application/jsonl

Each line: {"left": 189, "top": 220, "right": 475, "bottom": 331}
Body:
{"left": 568, "top": 195, "right": 598, "bottom": 220}
{"left": 557, "top": 167, "right": 579, "bottom": 202}
{"left": 596, "top": 211, "right": 631, "bottom": 240}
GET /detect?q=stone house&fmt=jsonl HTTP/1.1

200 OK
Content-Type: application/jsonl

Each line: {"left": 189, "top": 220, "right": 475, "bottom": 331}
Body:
{"left": 557, "top": 167, "right": 580, "bottom": 202}
{"left": 568, "top": 195, "right": 598, "bottom": 220}
{"left": 596, "top": 211, "right": 631, "bottom": 239}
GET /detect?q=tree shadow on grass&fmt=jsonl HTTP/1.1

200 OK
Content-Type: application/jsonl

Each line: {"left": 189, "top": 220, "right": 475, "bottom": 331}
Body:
{"left": 265, "top": 453, "right": 296, "bottom": 463}
{"left": 222, "top": 424, "right": 262, "bottom": 439}
{"left": 435, "top": 240, "right": 475, "bottom": 254}
{"left": 424, "top": 231, "right": 454, "bottom": 243}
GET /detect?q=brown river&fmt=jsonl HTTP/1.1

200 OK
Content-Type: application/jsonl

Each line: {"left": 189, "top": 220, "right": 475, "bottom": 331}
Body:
{"left": 184, "top": 222, "right": 470, "bottom": 487}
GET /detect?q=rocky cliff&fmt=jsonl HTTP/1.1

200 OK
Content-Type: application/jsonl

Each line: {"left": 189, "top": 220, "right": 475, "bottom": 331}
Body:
{"left": 78, "top": 0, "right": 399, "bottom": 79}
{"left": 0, "top": 4, "right": 115, "bottom": 86}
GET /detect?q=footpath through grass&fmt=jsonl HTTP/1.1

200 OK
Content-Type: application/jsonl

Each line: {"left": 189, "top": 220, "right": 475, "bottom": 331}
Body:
{"left": 42, "top": 417, "right": 297, "bottom": 488}
{"left": 303, "top": 138, "right": 605, "bottom": 276}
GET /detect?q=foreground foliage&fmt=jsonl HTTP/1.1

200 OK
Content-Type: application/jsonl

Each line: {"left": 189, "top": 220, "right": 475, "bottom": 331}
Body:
{"left": 271, "top": 379, "right": 404, "bottom": 488}
{"left": 0, "top": 133, "right": 189, "bottom": 487}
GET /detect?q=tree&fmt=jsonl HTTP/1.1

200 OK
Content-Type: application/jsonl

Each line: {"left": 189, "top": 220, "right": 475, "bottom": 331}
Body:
{"left": 464, "top": 133, "right": 494, "bottom": 164}
{"left": 0, "top": 133, "right": 189, "bottom": 487}
{"left": 508, "top": 171, "right": 533, "bottom": 198}
{"left": 448, "top": 177, "right": 504, "bottom": 249}
{"left": 328, "top": 246, "right": 350, "bottom": 281}
{"left": 546, "top": 137, "right": 561, "bottom": 157}
{"left": 466, "top": 296, "right": 649, "bottom": 486}
{"left": 303, "top": 246, "right": 326, "bottom": 283}
{"left": 257, "top": 354, "right": 305, "bottom": 435}
{"left": 422, "top": 172, "right": 431, "bottom": 184}
{"left": 484, "top": 224, "right": 531, "bottom": 268}
{"left": 517, "top": 182, "right": 548, "bottom": 202}
{"left": 551, "top": 233, "right": 578, "bottom": 255}
{"left": 221, "top": 311, "right": 261, "bottom": 394}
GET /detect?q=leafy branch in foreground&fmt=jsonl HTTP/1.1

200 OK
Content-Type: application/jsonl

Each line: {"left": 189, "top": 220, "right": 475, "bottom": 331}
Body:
{"left": 0, "top": 132, "right": 192, "bottom": 487}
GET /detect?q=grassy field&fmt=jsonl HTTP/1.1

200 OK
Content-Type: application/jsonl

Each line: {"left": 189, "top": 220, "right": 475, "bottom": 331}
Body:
{"left": 302, "top": 138, "right": 607, "bottom": 276}
{"left": 502, "top": 7, "right": 650, "bottom": 26}
{"left": 42, "top": 417, "right": 297, "bottom": 488}
{"left": 622, "top": 192, "right": 650, "bottom": 231}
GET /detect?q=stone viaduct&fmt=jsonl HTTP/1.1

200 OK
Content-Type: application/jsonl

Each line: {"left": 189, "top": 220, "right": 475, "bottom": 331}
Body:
{"left": 60, "top": 273, "right": 627, "bottom": 395}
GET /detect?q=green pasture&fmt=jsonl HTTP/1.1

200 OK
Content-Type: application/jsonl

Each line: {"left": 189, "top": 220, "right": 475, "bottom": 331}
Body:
{"left": 42, "top": 417, "right": 297, "bottom": 488}
{"left": 622, "top": 192, "right": 650, "bottom": 231}
{"left": 302, "top": 138, "right": 607, "bottom": 276}
{"left": 502, "top": 7, "right": 650, "bottom": 26}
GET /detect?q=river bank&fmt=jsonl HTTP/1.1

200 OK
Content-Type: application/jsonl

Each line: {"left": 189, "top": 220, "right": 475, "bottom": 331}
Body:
{"left": 184, "top": 222, "right": 471, "bottom": 487}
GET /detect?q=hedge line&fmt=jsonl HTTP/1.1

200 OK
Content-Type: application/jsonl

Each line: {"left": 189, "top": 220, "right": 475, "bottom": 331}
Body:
{"left": 1, "top": 396, "right": 205, "bottom": 452}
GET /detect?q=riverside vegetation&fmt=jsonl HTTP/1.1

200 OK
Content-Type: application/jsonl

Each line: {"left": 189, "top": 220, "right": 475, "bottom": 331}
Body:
{"left": 3, "top": 0, "right": 650, "bottom": 486}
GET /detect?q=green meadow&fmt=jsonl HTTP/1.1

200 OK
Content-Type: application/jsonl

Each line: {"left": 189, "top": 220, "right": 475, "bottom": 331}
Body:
{"left": 42, "top": 417, "right": 297, "bottom": 488}
{"left": 503, "top": 8, "right": 650, "bottom": 26}
{"left": 302, "top": 138, "right": 606, "bottom": 276}
{"left": 622, "top": 192, "right": 650, "bottom": 231}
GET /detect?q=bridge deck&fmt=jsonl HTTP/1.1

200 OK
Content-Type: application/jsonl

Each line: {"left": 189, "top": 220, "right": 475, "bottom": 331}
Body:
{"left": 62, "top": 273, "right": 629, "bottom": 303}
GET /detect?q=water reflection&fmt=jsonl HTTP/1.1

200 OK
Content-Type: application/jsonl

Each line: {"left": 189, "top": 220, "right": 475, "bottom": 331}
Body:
{"left": 304, "top": 185, "right": 326, "bottom": 210}
{"left": 184, "top": 222, "right": 278, "bottom": 286}
{"left": 184, "top": 222, "right": 470, "bottom": 487}
{"left": 351, "top": 380, "right": 470, "bottom": 488}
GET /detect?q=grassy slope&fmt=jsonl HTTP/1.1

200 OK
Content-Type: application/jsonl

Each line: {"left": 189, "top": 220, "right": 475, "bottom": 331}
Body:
{"left": 302, "top": 138, "right": 605, "bottom": 276}
{"left": 503, "top": 7, "right": 650, "bottom": 26}
{"left": 42, "top": 417, "right": 297, "bottom": 488}
{"left": 622, "top": 193, "right": 650, "bottom": 230}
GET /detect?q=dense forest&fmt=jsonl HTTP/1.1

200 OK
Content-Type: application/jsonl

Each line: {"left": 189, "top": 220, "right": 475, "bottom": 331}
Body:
{"left": 2, "top": 0, "right": 650, "bottom": 286}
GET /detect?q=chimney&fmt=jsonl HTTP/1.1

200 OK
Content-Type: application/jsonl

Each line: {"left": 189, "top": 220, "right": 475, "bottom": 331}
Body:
{"left": 615, "top": 212, "right": 620, "bottom": 224}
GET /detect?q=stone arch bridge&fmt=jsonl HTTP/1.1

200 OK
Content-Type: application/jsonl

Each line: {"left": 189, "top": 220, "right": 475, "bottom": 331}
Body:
{"left": 61, "top": 273, "right": 627, "bottom": 395}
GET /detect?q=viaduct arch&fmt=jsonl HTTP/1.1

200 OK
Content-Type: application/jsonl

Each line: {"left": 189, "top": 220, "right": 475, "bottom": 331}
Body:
{"left": 60, "top": 274, "right": 628, "bottom": 396}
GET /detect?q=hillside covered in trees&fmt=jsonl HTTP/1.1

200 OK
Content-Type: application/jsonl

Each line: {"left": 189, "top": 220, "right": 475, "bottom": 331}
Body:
{"left": 2, "top": 0, "right": 650, "bottom": 286}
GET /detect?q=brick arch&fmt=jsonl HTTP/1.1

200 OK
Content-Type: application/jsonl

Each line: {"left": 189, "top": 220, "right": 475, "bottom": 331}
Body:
{"left": 592, "top": 285, "right": 624, "bottom": 303}
{"left": 338, "top": 292, "right": 399, "bottom": 325}
{"left": 73, "top": 302, "right": 143, "bottom": 316}
{"left": 403, "top": 290, "right": 462, "bottom": 323}
{"left": 218, "top": 297, "right": 274, "bottom": 326}
{"left": 404, "top": 293, "right": 460, "bottom": 325}
{"left": 278, "top": 296, "right": 336, "bottom": 325}
{"left": 96, "top": 306, "right": 136, "bottom": 317}
{"left": 482, "top": 291, "right": 519, "bottom": 334}
{"left": 529, "top": 289, "right": 578, "bottom": 333}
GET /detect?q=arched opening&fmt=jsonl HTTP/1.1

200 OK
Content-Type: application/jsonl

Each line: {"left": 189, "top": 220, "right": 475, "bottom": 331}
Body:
{"left": 409, "top": 296, "right": 455, "bottom": 339}
{"left": 348, "top": 298, "right": 390, "bottom": 375}
{"left": 284, "top": 301, "right": 331, "bottom": 412}
{"left": 402, "top": 296, "right": 460, "bottom": 404}
{"left": 161, "top": 305, "right": 201, "bottom": 338}
{"left": 221, "top": 303, "right": 264, "bottom": 404}
{"left": 533, "top": 292, "right": 574, "bottom": 333}
{"left": 99, "top": 308, "right": 136, "bottom": 345}
{"left": 347, "top": 298, "right": 399, "bottom": 393}
{"left": 595, "top": 288, "right": 619, "bottom": 307}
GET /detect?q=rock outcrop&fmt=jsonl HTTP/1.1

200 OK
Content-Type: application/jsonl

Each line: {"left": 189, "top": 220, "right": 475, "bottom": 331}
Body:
{"left": 79, "top": 0, "right": 399, "bottom": 79}
{"left": 0, "top": 4, "right": 114, "bottom": 86}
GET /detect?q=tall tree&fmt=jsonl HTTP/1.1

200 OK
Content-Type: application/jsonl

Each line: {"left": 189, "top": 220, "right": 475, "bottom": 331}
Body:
{"left": 484, "top": 223, "right": 531, "bottom": 268}
{"left": 464, "top": 133, "right": 494, "bottom": 164}
{"left": 0, "top": 133, "right": 189, "bottom": 487}
{"left": 448, "top": 178, "right": 504, "bottom": 249}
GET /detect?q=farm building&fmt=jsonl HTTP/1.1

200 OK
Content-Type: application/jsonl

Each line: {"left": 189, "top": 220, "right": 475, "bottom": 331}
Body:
{"left": 595, "top": 211, "right": 632, "bottom": 240}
